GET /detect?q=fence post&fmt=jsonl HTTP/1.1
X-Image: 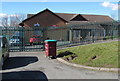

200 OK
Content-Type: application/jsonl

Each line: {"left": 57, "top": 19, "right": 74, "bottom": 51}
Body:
{"left": 22, "top": 27, "right": 25, "bottom": 51}
{"left": 19, "top": 27, "right": 25, "bottom": 51}
{"left": 0, "top": 27, "right": 2, "bottom": 37}
{"left": 92, "top": 29, "right": 95, "bottom": 43}
{"left": 69, "top": 29, "right": 73, "bottom": 43}
{"left": 42, "top": 28, "right": 45, "bottom": 51}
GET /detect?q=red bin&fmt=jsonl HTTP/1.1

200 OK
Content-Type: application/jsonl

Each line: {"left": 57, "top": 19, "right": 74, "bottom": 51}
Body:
{"left": 44, "top": 40, "right": 57, "bottom": 58}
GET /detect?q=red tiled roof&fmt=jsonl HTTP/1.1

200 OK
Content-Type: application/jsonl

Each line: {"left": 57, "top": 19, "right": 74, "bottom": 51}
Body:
{"left": 22, "top": 9, "right": 68, "bottom": 23}
{"left": 82, "top": 15, "right": 114, "bottom": 22}
{"left": 55, "top": 13, "right": 76, "bottom": 21}
{"left": 23, "top": 9, "right": 114, "bottom": 25}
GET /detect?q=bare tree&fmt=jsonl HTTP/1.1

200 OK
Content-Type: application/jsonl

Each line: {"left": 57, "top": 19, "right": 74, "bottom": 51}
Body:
{"left": 110, "top": 14, "right": 115, "bottom": 20}
{"left": 110, "top": 12, "right": 117, "bottom": 21}
{"left": 1, "top": 14, "right": 26, "bottom": 27}
{"left": 1, "top": 16, "right": 9, "bottom": 27}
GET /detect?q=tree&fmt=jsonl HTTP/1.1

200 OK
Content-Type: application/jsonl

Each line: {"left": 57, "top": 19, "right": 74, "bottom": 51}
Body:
{"left": 1, "top": 16, "right": 9, "bottom": 27}
{"left": 0, "top": 14, "right": 26, "bottom": 27}
{"left": 110, "top": 12, "right": 117, "bottom": 21}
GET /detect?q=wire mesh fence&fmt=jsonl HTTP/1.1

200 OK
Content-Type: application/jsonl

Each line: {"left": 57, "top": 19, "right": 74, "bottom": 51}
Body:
{"left": 1, "top": 26, "right": 44, "bottom": 52}
{"left": 45, "top": 21, "right": 119, "bottom": 47}
{"left": 0, "top": 21, "right": 119, "bottom": 52}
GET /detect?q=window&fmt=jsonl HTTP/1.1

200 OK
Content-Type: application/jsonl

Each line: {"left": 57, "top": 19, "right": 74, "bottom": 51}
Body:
{"left": 73, "top": 30, "right": 80, "bottom": 38}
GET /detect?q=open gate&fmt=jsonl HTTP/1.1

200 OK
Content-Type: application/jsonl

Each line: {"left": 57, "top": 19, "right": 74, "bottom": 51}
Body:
{"left": 2, "top": 27, "right": 44, "bottom": 52}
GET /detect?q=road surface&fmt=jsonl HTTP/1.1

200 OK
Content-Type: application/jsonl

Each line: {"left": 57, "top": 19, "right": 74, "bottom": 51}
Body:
{"left": 1, "top": 52, "right": 118, "bottom": 80}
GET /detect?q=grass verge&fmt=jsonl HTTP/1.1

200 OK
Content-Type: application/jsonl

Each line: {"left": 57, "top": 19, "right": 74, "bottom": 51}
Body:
{"left": 57, "top": 41, "right": 119, "bottom": 68}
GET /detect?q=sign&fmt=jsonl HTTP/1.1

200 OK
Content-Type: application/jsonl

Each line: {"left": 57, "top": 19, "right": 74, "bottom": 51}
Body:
{"left": 34, "top": 23, "right": 40, "bottom": 27}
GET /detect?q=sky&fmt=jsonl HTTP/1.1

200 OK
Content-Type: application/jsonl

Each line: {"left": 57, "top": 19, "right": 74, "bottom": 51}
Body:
{"left": 0, "top": 2, "right": 119, "bottom": 20}
{"left": 1, "top": 0, "right": 120, "bottom": 2}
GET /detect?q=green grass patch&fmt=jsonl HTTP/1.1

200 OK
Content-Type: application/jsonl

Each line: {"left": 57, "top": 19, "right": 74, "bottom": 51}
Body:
{"left": 57, "top": 41, "right": 119, "bottom": 68}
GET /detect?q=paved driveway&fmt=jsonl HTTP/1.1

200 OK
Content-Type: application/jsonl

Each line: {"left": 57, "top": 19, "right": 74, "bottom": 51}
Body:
{"left": 1, "top": 52, "right": 118, "bottom": 80}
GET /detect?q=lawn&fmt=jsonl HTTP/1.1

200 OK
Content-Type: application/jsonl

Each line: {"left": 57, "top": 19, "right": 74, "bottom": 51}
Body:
{"left": 57, "top": 41, "right": 119, "bottom": 68}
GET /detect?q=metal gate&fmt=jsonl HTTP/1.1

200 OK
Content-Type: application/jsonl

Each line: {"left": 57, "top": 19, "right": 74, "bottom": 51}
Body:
{"left": 2, "top": 27, "right": 44, "bottom": 52}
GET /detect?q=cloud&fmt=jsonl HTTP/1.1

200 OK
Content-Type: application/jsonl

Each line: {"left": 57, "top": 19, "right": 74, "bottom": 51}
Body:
{"left": 40, "top": 0, "right": 48, "bottom": 2}
{"left": 0, "top": 13, "right": 20, "bottom": 18}
{"left": 9, "top": 14, "right": 20, "bottom": 17}
{"left": 101, "top": 2, "right": 118, "bottom": 10}
{"left": 0, "top": 13, "right": 7, "bottom": 17}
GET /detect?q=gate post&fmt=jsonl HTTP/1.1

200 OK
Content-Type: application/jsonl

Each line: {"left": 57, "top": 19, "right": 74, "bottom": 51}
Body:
{"left": 42, "top": 28, "right": 45, "bottom": 51}
{"left": 22, "top": 27, "right": 25, "bottom": 51}
{"left": 19, "top": 27, "right": 25, "bottom": 51}
{"left": 69, "top": 29, "right": 73, "bottom": 43}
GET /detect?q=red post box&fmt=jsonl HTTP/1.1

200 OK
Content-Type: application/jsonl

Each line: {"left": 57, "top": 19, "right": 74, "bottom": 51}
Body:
{"left": 44, "top": 40, "right": 57, "bottom": 58}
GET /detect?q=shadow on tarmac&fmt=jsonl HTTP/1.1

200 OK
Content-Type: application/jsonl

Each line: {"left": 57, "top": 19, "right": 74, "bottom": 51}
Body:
{"left": 2, "top": 56, "right": 38, "bottom": 70}
{"left": 2, "top": 70, "right": 48, "bottom": 81}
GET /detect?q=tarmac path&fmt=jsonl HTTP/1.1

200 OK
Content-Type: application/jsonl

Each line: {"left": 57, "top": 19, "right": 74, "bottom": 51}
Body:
{"left": 1, "top": 52, "right": 118, "bottom": 80}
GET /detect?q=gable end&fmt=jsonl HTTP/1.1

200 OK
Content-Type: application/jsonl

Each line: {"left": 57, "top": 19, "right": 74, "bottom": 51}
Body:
{"left": 70, "top": 14, "right": 88, "bottom": 21}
